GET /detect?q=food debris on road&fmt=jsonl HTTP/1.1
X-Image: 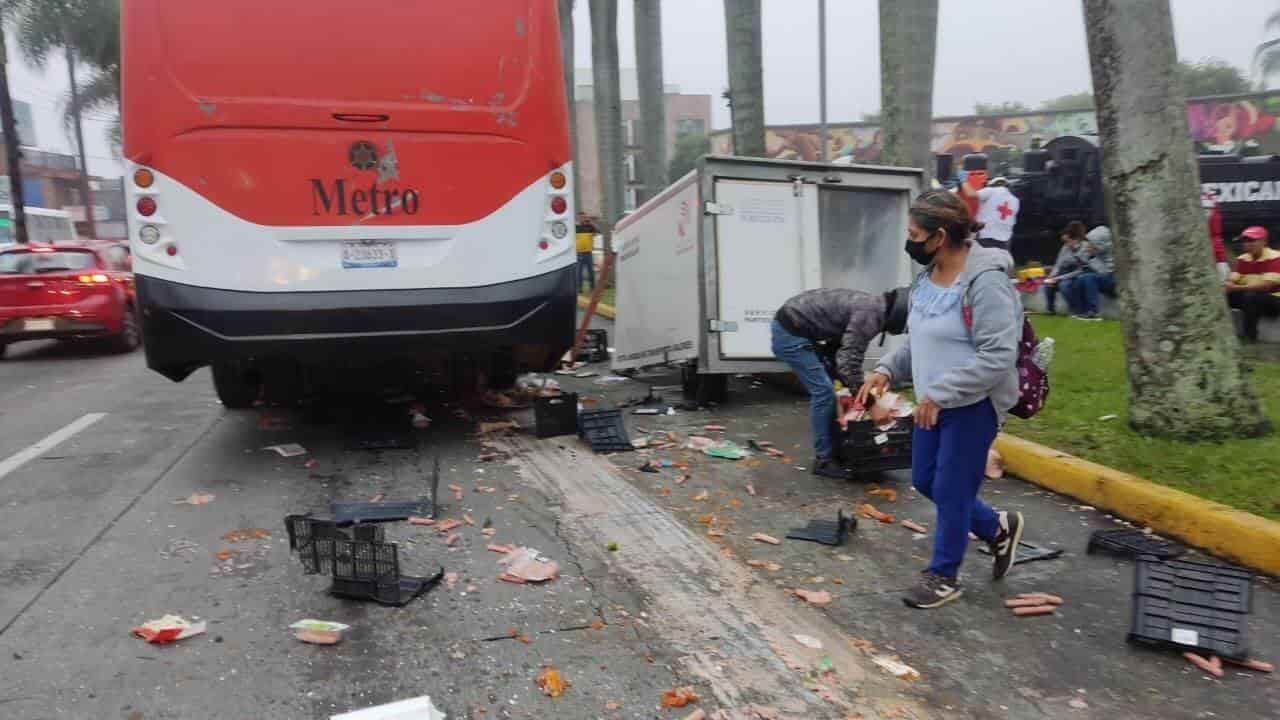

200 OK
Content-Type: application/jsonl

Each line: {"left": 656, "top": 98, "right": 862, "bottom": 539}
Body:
{"left": 536, "top": 666, "right": 568, "bottom": 697}
{"left": 858, "top": 503, "right": 894, "bottom": 524}
{"left": 750, "top": 533, "right": 782, "bottom": 545}
{"left": 131, "top": 615, "right": 207, "bottom": 644}
{"left": 872, "top": 655, "right": 921, "bottom": 681}
{"left": 290, "top": 619, "right": 350, "bottom": 645}
{"left": 660, "top": 686, "right": 699, "bottom": 708}
{"left": 900, "top": 519, "right": 928, "bottom": 534}
{"left": 172, "top": 492, "right": 215, "bottom": 506}
{"left": 792, "top": 589, "right": 833, "bottom": 605}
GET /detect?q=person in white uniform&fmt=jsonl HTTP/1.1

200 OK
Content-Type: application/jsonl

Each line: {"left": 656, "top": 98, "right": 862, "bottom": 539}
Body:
{"left": 972, "top": 177, "right": 1020, "bottom": 252}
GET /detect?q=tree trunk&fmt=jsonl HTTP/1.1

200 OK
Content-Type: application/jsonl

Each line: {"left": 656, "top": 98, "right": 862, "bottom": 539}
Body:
{"left": 1083, "top": 0, "right": 1269, "bottom": 439}
{"left": 0, "top": 28, "right": 29, "bottom": 245}
{"left": 589, "top": 0, "right": 623, "bottom": 254}
{"left": 724, "top": 0, "right": 764, "bottom": 157}
{"left": 877, "top": 0, "right": 937, "bottom": 187}
{"left": 64, "top": 35, "right": 96, "bottom": 239}
{"left": 634, "top": 0, "right": 666, "bottom": 204}
{"left": 558, "top": 0, "right": 580, "bottom": 213}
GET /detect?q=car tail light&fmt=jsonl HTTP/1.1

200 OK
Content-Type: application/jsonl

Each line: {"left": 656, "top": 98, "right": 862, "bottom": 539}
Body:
{"left": 133, "top": 168, "right": 155, "bottom": 188}
{"left": 77, "top": 274, "right": 110, "bottom": 284}
{"left": 550, "top": 196, "right": 567, "bottom": 214}
{"left": 549, "top": 171, "right": 567, "bottom": 189}
{"left": 137, "top": 197, "right": 157, "bottom": 217}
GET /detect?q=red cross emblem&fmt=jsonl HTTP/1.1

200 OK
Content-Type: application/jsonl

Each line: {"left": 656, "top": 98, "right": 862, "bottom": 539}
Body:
{"left": 997, "top": 201, "right": 1013, "bottom": 220}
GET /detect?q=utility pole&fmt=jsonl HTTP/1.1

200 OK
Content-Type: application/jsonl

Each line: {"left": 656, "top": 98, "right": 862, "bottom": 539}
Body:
{"left": 0, "top": 25, "right": 28, "bottom": 244}
{"left": 64, "top": 30, "right": 96, "bottom": 239}
{"left": 819, "top": 0, "right": 828, "bottom": 162}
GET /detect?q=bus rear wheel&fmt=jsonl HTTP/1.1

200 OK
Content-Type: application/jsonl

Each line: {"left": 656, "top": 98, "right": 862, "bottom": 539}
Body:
{"left": 212, "top": 361, "right": 261, "bottom": 409}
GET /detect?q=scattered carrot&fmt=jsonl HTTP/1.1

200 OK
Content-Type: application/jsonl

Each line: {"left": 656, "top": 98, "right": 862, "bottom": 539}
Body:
{"left": 867, "top": 488, "right": 898, "bottom": 503}
{"left": 858, "top": 503, "right": 895, "bottom": 524}
{"left": 792, "top": 589, "right": 834, "bottom": 605}
{"left": 408, "top": 516, "right": 435, "bottom": 526}
{"left": 445, "top": 533, "right": 459, "bottom": 546}
{"left": 487, "top": 543, "right": 516, "bottom": 554}
{"left": 707, "top": 528, "right": 725, "bottom": 538}
{"left": 900, "top": 519, "right": 928, "bottom": 534}
{"left": 463, "top": 514, "right": 475, "bottom": 526}
{"left": 214, "top": 549, "right": 233, "bottom": 562}
{"left": 661, "top": 687, "right": 699, "bottom": 708}
{"left": 1014, "top": 592, "right": 1064, "bottom": 606}
{"left": 1183, "top": 652, "right": 1224, "bottom": 678}
{"left": 536, "top": 666, "right": 568, "bottom": 697}
{"left": 1012, "top": 605, "right": 1056, "bottom": 616}
{"left": 436, "top": 518, "right": 463, "bottom": 533}
{"left": 1222, "top": 657, "right": 1274, "bottom": 673}
{"left": 746, "top": 483, "right": 756, "bottom": 496}
{"left": 697, "top": 514, "right": 716, "bottom": 525}
{"left": 750, "top": 533, "right": 782, "bottom": 545}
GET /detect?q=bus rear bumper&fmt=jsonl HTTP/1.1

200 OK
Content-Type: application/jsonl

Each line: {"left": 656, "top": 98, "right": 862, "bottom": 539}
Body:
{"left": 136, "top": 266, "right": 577, "bottom": 381}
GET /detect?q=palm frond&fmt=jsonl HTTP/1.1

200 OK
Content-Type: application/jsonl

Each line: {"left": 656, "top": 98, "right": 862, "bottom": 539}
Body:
{"left": 60, "top": 67, "right": 117, "bottom": 131}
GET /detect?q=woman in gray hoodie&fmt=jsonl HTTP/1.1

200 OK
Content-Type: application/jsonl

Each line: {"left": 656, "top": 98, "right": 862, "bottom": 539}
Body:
{"left": 857, "top": 190, "right": 1024, "bottom": 609}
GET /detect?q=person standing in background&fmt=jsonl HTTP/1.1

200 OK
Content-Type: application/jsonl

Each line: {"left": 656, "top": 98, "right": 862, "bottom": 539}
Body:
{"left": 972, "top": 177, "right": 1020, "bottom": 253}
{"left": 575, "top": 214, "right": 597, "bottom": 294}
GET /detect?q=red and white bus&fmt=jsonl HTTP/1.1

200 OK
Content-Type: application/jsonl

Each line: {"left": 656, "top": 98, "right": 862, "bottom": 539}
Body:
{"left": 123, "top": 0, "right": 575, "bottom": 406}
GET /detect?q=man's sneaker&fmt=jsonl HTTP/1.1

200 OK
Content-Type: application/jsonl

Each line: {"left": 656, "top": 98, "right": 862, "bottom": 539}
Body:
{"left": 990, "top": 511, "right": 1025, "bottom": 580}
{"left": 902, "top": 572, "right": 963, "bottom": 609}
{"left": 812, "top": 459, "right": 853, "bottom": 481}
{"left": 1070, "top": 313, "right": 1102, "bottom": 322}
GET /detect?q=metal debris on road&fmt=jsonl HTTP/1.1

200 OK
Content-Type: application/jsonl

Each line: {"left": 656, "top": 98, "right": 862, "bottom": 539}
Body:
{"left": 786, "top": 511, "right": 852, "bottom": 546}
{"left": 131, "top": 615, "right": 207, "bottom": 644}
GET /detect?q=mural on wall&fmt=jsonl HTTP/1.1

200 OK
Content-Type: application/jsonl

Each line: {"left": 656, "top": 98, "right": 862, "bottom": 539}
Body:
{"left": 710, "top": 91, "right": 1280, "bottom": 164}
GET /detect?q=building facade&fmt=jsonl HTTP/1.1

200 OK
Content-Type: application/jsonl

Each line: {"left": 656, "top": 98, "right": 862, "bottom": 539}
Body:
{"left": 574, "top": 68, "right": 712, "bottom": 219}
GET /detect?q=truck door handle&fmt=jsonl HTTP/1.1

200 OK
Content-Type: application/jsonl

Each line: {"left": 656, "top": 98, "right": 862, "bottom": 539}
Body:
{"left": 333, "top": 113, "right": 389, "bottom": 123}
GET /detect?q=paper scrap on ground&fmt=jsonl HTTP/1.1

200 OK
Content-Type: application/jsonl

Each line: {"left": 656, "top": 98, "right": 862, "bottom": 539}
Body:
{"left": 172, "top": 492, "right": 215, "bottom": 506}
{"left": 498, "top": 547, "right": 559, "bottom": 584}
{"left": 793, "top": 634, "right": 823, "bottom": 650}
{"left": 330, "top": 695, "right": 446, "bottom": 720}
{"left": 131, "top": 615, "right": 207, "bottom": 644}
{"left": 792, "top": 589, "right": 833, "bottom": 605}
{"left": 704, "top": 441, "right": 748, "bottom": 460}
{"left": 264, "top": 443, "right": 308, "bottom": 457}
{"left": 872, "top": 655, "right": 921, "bottom": 681}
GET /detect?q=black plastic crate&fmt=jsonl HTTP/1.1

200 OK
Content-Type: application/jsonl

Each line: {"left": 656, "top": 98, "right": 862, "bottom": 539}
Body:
{"left": 1128, "top": 594, "right": 1249, "bottom": 660}
{"left": 1134, "top": 556, "right": 1253, "bottom": 614}
{"left": 577, "top": 329, "right": 608, "bottom": 364}
{"left": 329, "top": 500, "right": 435, "bottom": 526}
{"left": 536, "top": 393, "right": 579, "bottom": 438}
{"left": 328, "top": 538, "right": 443, "bottom": 607}
{"left": 578, "top": 408, "right": 634, "bottom": 453}
{"left": 841, "top": 417, "right": 913, "bottom": 448}
{"left": 836, "top": 417, "right": 913, "bottom": 474}
{"left": 1087, "top": 529, "right": 1185, "bottom": 560}
{"left": 285, "top": 515, "right": 385, "bottom": 574}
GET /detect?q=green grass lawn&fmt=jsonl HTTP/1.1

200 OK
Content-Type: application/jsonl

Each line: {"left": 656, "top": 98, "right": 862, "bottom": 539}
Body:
{"left": 1010, "top": 316, "right": 1280, "bottom": 520}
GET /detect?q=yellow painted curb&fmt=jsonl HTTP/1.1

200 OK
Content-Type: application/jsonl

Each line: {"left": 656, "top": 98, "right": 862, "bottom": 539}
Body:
{"left": 577, "top": 295, "right": 616, "bottom": 320}
{"left": 995, "top": 433, "right": 1280, "bottom": 575}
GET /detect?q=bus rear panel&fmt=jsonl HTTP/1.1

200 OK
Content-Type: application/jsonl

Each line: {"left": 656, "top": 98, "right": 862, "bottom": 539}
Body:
{"left": 122, "top": 0, "right": 575, "bottom": 394}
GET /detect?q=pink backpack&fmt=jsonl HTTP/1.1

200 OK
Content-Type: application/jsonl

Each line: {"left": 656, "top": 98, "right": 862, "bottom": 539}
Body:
{"left": 962, "top": 270, "right": 1049, "bottom": 419}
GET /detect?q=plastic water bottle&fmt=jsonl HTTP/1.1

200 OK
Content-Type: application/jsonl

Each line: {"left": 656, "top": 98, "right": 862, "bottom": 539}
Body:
{"left": 1032, "top": 337, "right": 1055, "bottom": 370}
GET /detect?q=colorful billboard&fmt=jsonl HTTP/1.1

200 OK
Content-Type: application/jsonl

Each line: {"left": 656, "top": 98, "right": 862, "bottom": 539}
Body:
{"left": 710, "top": 91, "right": 1280, "bottom": 165}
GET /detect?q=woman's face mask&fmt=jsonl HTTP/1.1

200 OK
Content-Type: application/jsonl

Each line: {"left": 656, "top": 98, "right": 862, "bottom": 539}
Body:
{"left": 905, "top": 225, "right": 941, "bottom": 265}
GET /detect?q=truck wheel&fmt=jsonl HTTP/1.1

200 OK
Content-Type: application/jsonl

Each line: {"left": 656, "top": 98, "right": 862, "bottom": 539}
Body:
{"left": 0, "top": 343, "right": 8, "bottom": 360}
{"left": 697, "top": 373, "right": 728, "bottom": 405}
{"left": 110, "top": 308, "right": 142, "bottom": 353}
{"left": 489, "top": 351, "right": 518, "bottom": 390}
{"left": 212, "top": 362, "right": 260, "bottom": 409}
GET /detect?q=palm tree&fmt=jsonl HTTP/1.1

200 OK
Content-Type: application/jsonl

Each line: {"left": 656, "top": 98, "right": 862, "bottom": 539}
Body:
{"left": 1082, "top": 0, "right": 1269, "bottom": 439}
{"left": 1254, "top": 10, "right": 1280, "bottom": 90}
{"left": 634, "top": 0, "right": 666, "bottom": 204}
{"left": 558, "top": 0, "right": 580, "bottom": 212}
{"left": 878, "top": 0, "right": 938, "bottom": 187}
{"left": 589, "top": 0, "right": 623, "bottom": 255}
{"left": 724, "top": 0, "right": 764, "bottom": 157}
{"left": 4, "top": 0, "right": 120, "bottom": 238}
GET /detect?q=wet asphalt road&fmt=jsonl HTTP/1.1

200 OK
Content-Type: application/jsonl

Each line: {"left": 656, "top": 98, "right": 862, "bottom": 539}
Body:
{"left": 0, "top": 334, "right": 1276, "bottom": 719}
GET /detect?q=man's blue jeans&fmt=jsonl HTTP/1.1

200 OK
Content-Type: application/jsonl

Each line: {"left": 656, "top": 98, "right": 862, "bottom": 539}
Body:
{"left": 912, "top": 399, "right": 1001, "bottom": 579}
{"left": 577, "top": 253, "right": 595, "bottom": 293}
{"left": 1070, "top": 272, "right": 1115, "bottom": 315}
{"left": 770, "top": 320, "right": 836, "bottom": 461}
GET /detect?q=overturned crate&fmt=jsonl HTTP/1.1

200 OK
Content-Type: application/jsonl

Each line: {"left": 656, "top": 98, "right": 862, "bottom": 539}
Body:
{"left": 835, "top": 416, "right": 913, "bottom": 475}
{"left": 285, "top": 515, "right": 443, "bottom": 606}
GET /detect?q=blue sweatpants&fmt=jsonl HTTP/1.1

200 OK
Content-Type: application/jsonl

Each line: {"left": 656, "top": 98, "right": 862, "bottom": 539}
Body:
{"left": 911, "top": 399, "right": 1001, "bottom": 579}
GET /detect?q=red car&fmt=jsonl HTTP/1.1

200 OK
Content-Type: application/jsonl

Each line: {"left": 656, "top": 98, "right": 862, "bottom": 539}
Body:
{"left": 0, "top": 243, "right": 140, "bottom": 358}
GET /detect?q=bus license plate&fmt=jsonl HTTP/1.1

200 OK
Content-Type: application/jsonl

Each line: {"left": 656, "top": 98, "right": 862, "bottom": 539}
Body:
{"left": 341, "top": 240, "right": 397, "bottom": 269}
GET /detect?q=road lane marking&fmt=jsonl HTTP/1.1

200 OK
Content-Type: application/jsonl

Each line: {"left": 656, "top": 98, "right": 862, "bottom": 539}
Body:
{"left": 0, "top": 413, "right": 108, "bottom": 481}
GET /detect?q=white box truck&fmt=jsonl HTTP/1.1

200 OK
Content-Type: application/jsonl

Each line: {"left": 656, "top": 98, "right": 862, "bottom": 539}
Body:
{"left": 612, "top": 155, "right": 921, "bottom": 402}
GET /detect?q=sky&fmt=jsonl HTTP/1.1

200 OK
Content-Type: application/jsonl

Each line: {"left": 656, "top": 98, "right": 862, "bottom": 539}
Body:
{"left": 3, "top": 29, "right": 119, "bottom": 178}
{"left": 572, "top": 0, "right": 1280, "bottom": 130}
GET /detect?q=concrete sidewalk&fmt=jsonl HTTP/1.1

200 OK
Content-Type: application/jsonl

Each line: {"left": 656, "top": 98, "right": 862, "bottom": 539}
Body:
{"left": 547, "top": 365, "right": 1279, "bottom": 720}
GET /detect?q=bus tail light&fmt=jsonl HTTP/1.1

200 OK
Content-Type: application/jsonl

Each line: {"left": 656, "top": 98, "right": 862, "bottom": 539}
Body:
{"left": 538, "top": 240, "right": 549, "bottom": 250}
{"left": 165, "top": 245, "right": 178, "bottom": 257}
{"left": 133, "top": 168, "right": 155, "bottom": 188}
{"left": 550, "top": 196, "right": 567, "bottom": 215}
{"left": 549, "top": 171, "right": 567, "bottom": 189}
{"left": 139, "top": 225, "right": 161, "bottom": 244}
{"left": 137, "top": 197, "right": 157, "bottom": 217}
{"left": 550, "top": 221, "right": 568, "bottom": 239}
